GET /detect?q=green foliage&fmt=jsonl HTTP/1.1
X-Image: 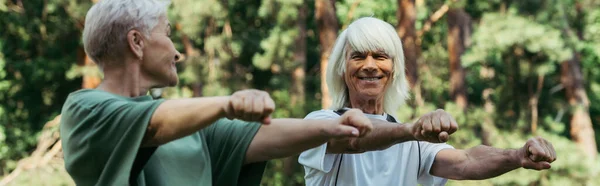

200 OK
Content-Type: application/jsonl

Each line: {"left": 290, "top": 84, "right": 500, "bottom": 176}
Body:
{"left": 337, "top": 0, "right": 397, "bottom": 26}
{"left": 1, "top": 0, "right": 600, "bottom": 185}
{"left": 463, "top": 13, "right": 571, "bottom": 68}
{"left": 0, "top": 0, "right": 85, "bottom": 174}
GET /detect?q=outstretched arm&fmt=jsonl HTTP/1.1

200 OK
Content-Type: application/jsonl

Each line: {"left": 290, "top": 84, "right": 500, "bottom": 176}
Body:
{"left": 327, "top": 109, "right": 459, "bottom": 153}
{"left": 144, "top": 90, "right": 274, "bottom": 146}
{"left": 245, "top": 109, "right": 373, "bottom": 164}
{"left": 430, "top": 137, "right": 557, "bottom": 180}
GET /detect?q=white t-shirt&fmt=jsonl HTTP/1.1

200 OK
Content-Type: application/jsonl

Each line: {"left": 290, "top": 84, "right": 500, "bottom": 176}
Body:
{"left": 298, "top": 109, "right": 454, "bottom": 186}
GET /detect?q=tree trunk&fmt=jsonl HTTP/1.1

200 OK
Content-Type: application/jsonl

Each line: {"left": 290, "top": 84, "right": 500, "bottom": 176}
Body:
{"left": 561, "top": 55, "right": 597, "bottom": 159}
{"left": 283, "top": 2, "right": 308, "bottom": 181}
{"left": 481, "top": 88, "right": 498, "bottom": 146}
{"left": 396, "top": 0, "right": 419, "bottom": 88}
{"left": 446, "top": 9, "right": 470, "bottom": 110}
{"left": 558, "top": 0, "right": 597, "bottom": 159}
{"left": 528, "top": 74, "right": 544, "bottom": 134}
{"left": 315, "top": 0, "right": 338, "bottom": 109}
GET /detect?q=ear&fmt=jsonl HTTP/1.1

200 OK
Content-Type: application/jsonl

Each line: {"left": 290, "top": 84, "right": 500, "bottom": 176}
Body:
{"left": 127, "top": 30, "right": 145, "bottom": 60}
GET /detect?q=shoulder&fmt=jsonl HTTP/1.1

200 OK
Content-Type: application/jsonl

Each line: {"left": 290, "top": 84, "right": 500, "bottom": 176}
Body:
{"left": 63, "top": 89, "right": 124, "bottom": 110}
{"left": 60, "top": 89, "right": 160, "bottom": 130}
{"left": 305, "top": 109, "right": 341, "bottom": 119}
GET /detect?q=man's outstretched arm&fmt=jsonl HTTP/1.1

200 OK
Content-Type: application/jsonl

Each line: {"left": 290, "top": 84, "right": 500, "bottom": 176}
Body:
{"left": 245, "top": 109, "right": 373, "bottom": 164}
{"left": 327, "top": 109, "right": 459, "bottom": 153}
{"left": 430, "top": 137, "right": 557, "bottom": 180}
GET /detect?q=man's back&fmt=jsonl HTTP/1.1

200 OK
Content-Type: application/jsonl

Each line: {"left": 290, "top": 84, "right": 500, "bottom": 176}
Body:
{"left": 60, "top": 89, "right": 164, "bottom": 185}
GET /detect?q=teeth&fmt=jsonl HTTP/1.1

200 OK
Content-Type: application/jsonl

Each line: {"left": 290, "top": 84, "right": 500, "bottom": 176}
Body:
{"left": 361, "top": 77, "right": 379, "bottom": 81}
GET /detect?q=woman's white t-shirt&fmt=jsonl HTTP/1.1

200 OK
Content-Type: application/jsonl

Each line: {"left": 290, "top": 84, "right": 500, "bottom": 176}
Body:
{"left": 298, "top": 109, "right": 453, "bottom": 186}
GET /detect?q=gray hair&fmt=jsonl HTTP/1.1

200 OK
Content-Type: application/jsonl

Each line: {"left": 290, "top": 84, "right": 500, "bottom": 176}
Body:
{"left": 83, "top": 0, "right": 171, "bottom": 65}
{"left": 326, "top": 17, "right": 410, "bottom": 117}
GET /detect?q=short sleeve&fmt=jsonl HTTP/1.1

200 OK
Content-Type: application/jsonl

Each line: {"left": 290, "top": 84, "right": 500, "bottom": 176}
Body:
{"left": 417, "top": 142, "right": 454, "bottom": 186}
{"left": 298, "top": 110, "right": 341, "bottom": 172}
{"left": 60, "top": 92, "right": 163, "bottom": 186}
{"left": 202, "top": 118, "right": 265, "bottom": 186}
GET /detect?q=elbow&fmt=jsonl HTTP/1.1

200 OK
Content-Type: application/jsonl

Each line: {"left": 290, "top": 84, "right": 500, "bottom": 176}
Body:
{"left": 141, "top": 121, "right": 167, "bottom": 147}
{"left": 326, "top": 139, "right": 361, "bottom": 154}
{"left": 334, "top": 138, "right": 367, "bottom": 154}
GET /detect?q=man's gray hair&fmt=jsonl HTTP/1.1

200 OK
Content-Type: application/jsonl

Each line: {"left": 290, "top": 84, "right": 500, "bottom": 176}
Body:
{"left": 326, "top": 17, "right": 410, "bottom": 117}
{"left": 83, "top": 0, "right": 171, "bottom": 65}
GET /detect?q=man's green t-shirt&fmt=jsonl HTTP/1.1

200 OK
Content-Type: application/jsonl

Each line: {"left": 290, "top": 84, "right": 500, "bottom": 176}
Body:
{"left": 59, "top": 89, "right": 266, "bottom": 186}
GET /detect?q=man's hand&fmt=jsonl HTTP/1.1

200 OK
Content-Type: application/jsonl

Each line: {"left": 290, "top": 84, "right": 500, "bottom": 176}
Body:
{"left": 519, "top": 137, "right": 557, "bottom": 170}
{"left": 323, "top": 109, "right": 373, "bottom": 139}
{"left": 410, "top": 109, "right": 458, "bottom": 143}
{"left": 223, "top": 89, "right": 275, "bottom": 124}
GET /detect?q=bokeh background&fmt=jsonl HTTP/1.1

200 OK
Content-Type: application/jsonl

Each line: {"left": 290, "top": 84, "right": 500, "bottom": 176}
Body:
{"left": 1, "top": 0, "right": 599, "bottom": 185}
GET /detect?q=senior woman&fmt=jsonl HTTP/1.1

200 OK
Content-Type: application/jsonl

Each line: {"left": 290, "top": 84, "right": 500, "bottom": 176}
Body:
{"left": 59, "top": 0, "right": 375, "bottom": 185}
{"left": 298, "top": 17, "right": 557, "bottom": 186}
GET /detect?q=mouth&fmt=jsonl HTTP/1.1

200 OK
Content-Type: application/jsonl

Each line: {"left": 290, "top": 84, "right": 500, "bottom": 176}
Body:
{"left": 358, "top": 76, "right": 383, "bottom": 81}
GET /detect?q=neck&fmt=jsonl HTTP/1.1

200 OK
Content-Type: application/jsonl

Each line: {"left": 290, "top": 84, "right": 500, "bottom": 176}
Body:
{"left": 97, "top": 60, "right": 152, "bottom": 97}
{"left": 347, "top": 94, "right": 385, "bottom": 115}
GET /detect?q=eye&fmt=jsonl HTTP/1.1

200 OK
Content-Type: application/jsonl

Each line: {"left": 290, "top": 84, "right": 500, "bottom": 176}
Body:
{"left": 374, "top": 54, "right": 389, "bottom": 60}
{"left": 350, "top": 53, "right": 365, "bottom": 60}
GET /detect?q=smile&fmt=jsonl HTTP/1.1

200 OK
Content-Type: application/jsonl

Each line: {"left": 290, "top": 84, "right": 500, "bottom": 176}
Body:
{"left": 358, "top": 76, "right": 383, "bottom": 81}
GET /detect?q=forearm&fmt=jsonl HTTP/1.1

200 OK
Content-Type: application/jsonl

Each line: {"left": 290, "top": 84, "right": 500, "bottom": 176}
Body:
{"left": 143, "top": 96, "right": 229, "bottom": 146}
{"left": 328, "top": 119, "right": 414, "bottom": 153}
{"left": 245, "top": 119, "right": 335, "bottom": 164}
{"left": 433, "top": 145, "right": 522, "bottom": 180}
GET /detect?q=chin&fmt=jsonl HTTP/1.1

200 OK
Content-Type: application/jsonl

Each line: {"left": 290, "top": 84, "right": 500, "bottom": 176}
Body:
{"left": 358, "top": 88, "right": 384, "bottom": 94}
{"left": 166, "top": 73, "right": 179, "bottom": 86}
{"left": 166, "top": 77, "right": 179, "bottom": 87}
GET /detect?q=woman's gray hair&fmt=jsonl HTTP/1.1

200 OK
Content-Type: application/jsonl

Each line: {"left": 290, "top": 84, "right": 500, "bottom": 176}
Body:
{"left": 326, "top": 17, "right": 410, "bottom": 117}
{"left": 83, "top": 0, "right": 171, "bottom": 65}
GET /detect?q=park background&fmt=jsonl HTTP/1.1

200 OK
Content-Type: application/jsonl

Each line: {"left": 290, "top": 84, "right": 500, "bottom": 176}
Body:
{"left": 0, "top": 0, "right": 600, "bottom": 185}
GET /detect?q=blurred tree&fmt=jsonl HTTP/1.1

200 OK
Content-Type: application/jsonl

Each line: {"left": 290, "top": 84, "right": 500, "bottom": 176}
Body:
{"left": 0, "top": 0, "right": 599, "bottom": 185}
{"left": 396, "top": 0, "right": 419, "bottom": 89}
{"left": 315, "top": 0, "right": 338, "bottom": 109}
{"left": 556, "top": 0, "right": 597, "bottom": 159}
{"left": 0, "top": 0, "right": 90, "bottom": 174}
{"left": 446, "top": 8, "right": 470, "bottom": 111}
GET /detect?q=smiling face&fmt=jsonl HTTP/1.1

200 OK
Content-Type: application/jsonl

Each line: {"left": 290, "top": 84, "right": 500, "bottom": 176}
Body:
{"left": 344, "top": 47, "right": 393, "bottom": 101}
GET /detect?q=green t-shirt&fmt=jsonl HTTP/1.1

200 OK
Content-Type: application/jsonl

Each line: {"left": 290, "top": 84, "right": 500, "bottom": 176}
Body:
{"left": 60, "top": 89, "right": 266, "bottom": 186}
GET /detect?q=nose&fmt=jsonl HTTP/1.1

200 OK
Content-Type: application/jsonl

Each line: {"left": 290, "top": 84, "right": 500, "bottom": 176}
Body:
{"left": 174, "top": 51, "right": 182, "bottom": 62}
{"left": 362, "top": 55, "right": 377, "bottom": 72}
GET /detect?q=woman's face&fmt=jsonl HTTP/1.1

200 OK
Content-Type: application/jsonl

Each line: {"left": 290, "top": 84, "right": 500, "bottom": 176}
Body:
{"left": 140, "top": 15, "right": 181, "bottom": 87}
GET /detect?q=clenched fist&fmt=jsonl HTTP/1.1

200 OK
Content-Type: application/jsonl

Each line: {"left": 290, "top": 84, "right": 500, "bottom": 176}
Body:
{"left": 410, "top": 109, "right": 459, "bottom": 143}
{"left": 519, "top": 137, "right": 557, "bottom": 170}
{"left": 223, "top": 89, "right": 275, "bottom": 124}
{"left": 325, "top": 109, "right": 373, "bottom": 138}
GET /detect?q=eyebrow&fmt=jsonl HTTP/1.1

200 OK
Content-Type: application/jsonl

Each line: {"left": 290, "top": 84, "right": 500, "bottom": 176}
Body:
{"left": 373, "top": 51, "right": 389, "bottom": 56}
{"left": 349, "top": 51, "right": 366, "bottom": 56}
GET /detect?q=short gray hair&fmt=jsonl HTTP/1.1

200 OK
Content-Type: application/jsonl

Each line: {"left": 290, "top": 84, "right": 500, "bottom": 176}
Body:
{"left": 83, "top": 0, "right": 171, "bottom": 65}
{"left": 326, "top": 17, "right": 410, "bottom": 117}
